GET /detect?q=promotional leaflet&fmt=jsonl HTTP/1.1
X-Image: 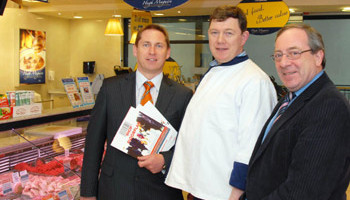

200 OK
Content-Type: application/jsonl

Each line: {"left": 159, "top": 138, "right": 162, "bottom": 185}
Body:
{"left": 61, "top": 78, "right": 83, "bottom": 108}
{"left": 77, "top": 77, "right": 95, "bottom": 106}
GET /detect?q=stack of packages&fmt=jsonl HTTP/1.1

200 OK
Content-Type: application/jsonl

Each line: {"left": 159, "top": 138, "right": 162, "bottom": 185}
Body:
{"left": 0, "top": 94, "right": 11, "bottom": 120}
{"left": 0, "top": 90, "right": 36, "bottom": 120}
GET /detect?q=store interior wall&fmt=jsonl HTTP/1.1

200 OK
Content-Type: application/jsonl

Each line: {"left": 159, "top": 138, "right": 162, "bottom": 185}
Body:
{"left": 0, "top": 2, "right": 123, "bottom": 109}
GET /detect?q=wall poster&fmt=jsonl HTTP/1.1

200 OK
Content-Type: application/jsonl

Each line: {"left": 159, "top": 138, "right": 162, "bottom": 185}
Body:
{"left": 19, "top": 29, "right": 46, "bottom": 84}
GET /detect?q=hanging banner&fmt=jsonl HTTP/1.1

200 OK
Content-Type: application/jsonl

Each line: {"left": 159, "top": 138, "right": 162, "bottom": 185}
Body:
{"left": 237, "top": 0, "right": 290, "bottom": 35}
{"left": 124, "top": 0, "right": 188, "bottom": 11}
{"left": 130, "top": 9, "right": 152, "bottom": 43}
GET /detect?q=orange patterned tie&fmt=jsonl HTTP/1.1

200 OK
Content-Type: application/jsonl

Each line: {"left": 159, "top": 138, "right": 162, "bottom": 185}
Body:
{"left": 140, "top": 81, "right": 154, "bottom": 105}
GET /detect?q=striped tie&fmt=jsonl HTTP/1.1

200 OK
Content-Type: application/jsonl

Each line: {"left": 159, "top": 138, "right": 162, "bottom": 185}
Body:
{"left": 273, "top": 92, "right": 295, "bottom": 123}
{"left": 140, "top": 81, "right": 154, "bottom": 105}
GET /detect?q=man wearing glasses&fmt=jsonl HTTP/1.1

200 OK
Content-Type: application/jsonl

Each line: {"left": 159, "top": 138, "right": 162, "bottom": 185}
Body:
{"left": 241, "top": 24, "right": 350, "bottom": 200}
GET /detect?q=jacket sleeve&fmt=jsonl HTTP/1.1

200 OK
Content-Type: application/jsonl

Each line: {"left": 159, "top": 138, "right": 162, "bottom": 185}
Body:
{"left": 80, "top": 80, "right": 108, "bottom": 197}
{"left": 230, "top": 78, "right": 277, "bottom": 189}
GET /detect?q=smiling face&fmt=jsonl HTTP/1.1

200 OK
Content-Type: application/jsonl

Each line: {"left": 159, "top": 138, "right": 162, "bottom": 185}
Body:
{"left": 274, "top": 28, "right": 324, "bottom": 92}
{"left": 208, "top": 18, "right": 249, "bottom": 64}
{"left": 133, "top": 29, "right": 170, "bottom": 79}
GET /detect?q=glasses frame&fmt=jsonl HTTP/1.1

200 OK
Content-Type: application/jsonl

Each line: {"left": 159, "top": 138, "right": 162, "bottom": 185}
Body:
{"left": 271, "top": 49, "right": 312, "bottom": 62}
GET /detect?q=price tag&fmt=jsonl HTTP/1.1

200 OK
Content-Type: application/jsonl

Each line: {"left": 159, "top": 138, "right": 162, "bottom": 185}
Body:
{"left": 12, "top": 172, "right": 20, "bottom": 184}
{"left": 19, "top": 170, "right": 29, "bottom": 186}
{"left": 2, "top": 182, "right": 12, "bottom": 195}
{"left": 58, "top": 190, "right": 69, "bottom": 200}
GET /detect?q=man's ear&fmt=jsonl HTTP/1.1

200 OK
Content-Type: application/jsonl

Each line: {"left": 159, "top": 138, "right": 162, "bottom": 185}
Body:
{"left": 133, "top": 44, "right": 137, "bottom": 57}
{"left": 166, "top": 47, "right": 171, "bottom": 59}
{"left": 314, "top": 49, "right": 324, "bottom": 67}
{"left": 241, "top": 30, "right": 250, "bottom": 46}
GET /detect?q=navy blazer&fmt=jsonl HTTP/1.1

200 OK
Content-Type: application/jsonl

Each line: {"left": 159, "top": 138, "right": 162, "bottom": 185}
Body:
{"left": 242, "top": 73, "right": 350, "bottom": 200}
{"left": 80, "top": 72, "right": 193, "bottom": 200}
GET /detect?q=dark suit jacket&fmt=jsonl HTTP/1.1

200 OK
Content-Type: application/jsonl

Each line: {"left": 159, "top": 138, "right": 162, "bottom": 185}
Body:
{"left": 80, "top": 72, "right": 193, "bottom": 200}
{"left": 242, "top": 73, "right": 350, "bottom": 200}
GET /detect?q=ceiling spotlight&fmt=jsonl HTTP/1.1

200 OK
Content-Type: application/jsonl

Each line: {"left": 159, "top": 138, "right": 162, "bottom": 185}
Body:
{"left": 154, "top": 13, "right": 164, "bottom": 16}
{"left": 73, "top": 16, "right": 83, "bottom": 19}
{"left": 177, "top": 11, "right": 181, "bottom": 14}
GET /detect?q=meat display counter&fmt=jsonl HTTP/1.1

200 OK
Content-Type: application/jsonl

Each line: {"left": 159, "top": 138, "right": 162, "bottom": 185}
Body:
{"left": 0, "top": 106, "right": 92, "bottom": 199}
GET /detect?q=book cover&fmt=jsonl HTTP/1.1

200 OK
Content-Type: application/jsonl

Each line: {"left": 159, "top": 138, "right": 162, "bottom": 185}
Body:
{"left": 111, "top": 107, "right": 170, "bottom": 158}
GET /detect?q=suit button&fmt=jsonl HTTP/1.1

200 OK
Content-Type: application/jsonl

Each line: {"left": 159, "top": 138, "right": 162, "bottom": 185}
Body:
{"left": 135, "top": 176, "right": 139, "bottom": 181}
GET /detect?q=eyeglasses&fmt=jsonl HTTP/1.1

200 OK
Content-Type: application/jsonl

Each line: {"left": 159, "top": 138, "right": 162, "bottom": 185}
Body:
{"left": 271, "top": 49, "right": 312, "bottom": 62}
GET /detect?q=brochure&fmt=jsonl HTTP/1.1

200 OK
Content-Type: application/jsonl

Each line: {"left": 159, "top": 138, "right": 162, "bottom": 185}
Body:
{"left": 111, "top": 105, "right": 174, "bottom": 158}
{"left": 77, "top": 77, "right": 95, "bottom": 106}
{"left": 61, "top": 78, "right": 83, "bottom": 108}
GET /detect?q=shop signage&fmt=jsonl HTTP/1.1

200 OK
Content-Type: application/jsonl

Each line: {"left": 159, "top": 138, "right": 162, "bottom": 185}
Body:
{"left": 131, "top": 9, "right": 152, "bottom": 42}
{"left": 124, "top": 0, "right": 188, "bottom": 11}
{"left": 237, "top": 0, "right": 290, "bottom": 35}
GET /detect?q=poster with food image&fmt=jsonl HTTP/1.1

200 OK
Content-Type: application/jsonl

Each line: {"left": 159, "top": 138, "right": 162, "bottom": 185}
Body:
{"left": 19, "top": 29, "right": 46, "bottom": 84}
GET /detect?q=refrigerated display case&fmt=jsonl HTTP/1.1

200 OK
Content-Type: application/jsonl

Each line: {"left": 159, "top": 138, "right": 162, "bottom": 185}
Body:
{"left": 0, "top": 106, "right": 91, "bottom": 199}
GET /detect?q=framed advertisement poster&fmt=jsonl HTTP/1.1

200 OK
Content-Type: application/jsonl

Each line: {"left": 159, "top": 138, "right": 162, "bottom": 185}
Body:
{"left": 19, "top": 29, "right": 46, "bottom": 84}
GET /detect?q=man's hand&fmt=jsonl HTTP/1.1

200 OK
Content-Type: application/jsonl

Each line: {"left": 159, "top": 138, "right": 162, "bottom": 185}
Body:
{"left": 80, "top": 197, "right": 96, "bottom": 200}
{"left": 229, "top": 187, "right": 244, "bottom": 200}
{"left": 137, "top": 154, "right": 165, "bottom": 174}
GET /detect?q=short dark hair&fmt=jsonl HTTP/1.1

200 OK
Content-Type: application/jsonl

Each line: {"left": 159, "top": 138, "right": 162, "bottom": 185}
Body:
{"left": 209, "top": 5, "right": 247, "bottom": 33}
{"left": 135, "top": 24, "right": 170, "bottom": 48}
{"left": 276, "top": 23, "right": 326, "bottom": 68}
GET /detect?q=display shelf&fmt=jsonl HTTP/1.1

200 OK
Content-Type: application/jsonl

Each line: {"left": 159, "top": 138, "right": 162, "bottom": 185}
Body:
{"left": 0, "top": 105, "right": 92, "bottom": 131}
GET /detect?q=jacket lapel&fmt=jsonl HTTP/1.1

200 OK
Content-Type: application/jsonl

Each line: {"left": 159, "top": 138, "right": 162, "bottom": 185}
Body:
{"left": 121, "top": 73, "right": 136, "bottom": 108}
{"left": 155, "top": 76, "right": 175, "bottom": 114}
{"left": 250, "top": 73, "right": 331, "bottom": 166}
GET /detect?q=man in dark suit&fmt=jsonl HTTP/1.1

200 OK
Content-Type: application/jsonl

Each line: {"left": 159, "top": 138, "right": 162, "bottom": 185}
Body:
{"left": 241, "top": 24, "right": 350, "bottom": 200}
{"left": 80, "top": 24, "right": 193, "bottom": 200}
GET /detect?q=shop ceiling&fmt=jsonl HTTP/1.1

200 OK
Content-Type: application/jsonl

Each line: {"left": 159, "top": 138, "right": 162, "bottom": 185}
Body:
{"left": 19, "top": 0, "right": 350, "bottom": 19}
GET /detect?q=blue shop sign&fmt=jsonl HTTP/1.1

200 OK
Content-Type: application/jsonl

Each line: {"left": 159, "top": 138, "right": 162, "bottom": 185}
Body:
{"left": 124, "top": 0, "right": 188, "bottom": 11}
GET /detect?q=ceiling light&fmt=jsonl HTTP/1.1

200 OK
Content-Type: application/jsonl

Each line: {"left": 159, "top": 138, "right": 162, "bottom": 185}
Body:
{"left": 177, "top": 11, "right": 181, "bottom": 14}
{"left": 342, "top": 7, "right": 350, "bottom": 12}
{"left": 73, "top": 16, "right": 83, "bottom": 19}
{"left": 58, "top": 12, "right": 61, "bottom": 16}
{"left": 105, "top": 17, "right": 124, "bottom": 36}
{"left": 289, "top": 8, "right": 295, "bottom": 13}
{"left": 179, "top": 19, "right": 187, "bottom": 22}
{"left": 154, "top": 13, "right": 164, "bottom": 16}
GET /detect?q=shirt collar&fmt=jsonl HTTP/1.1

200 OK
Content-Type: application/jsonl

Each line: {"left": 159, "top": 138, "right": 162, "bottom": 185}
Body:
{"left": 209, "top": 51, "right": 248, "bottom": 67}
{"left": 294, "top": 70, "right": 324, "bottom": 97}
{"left": 136, "top": 70, "right": 163, "bottom": 92}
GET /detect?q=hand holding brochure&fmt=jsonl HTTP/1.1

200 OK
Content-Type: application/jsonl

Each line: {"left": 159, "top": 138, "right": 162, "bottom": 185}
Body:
{"left": 111, "top": 104, "right": 177, "bottom": 158}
